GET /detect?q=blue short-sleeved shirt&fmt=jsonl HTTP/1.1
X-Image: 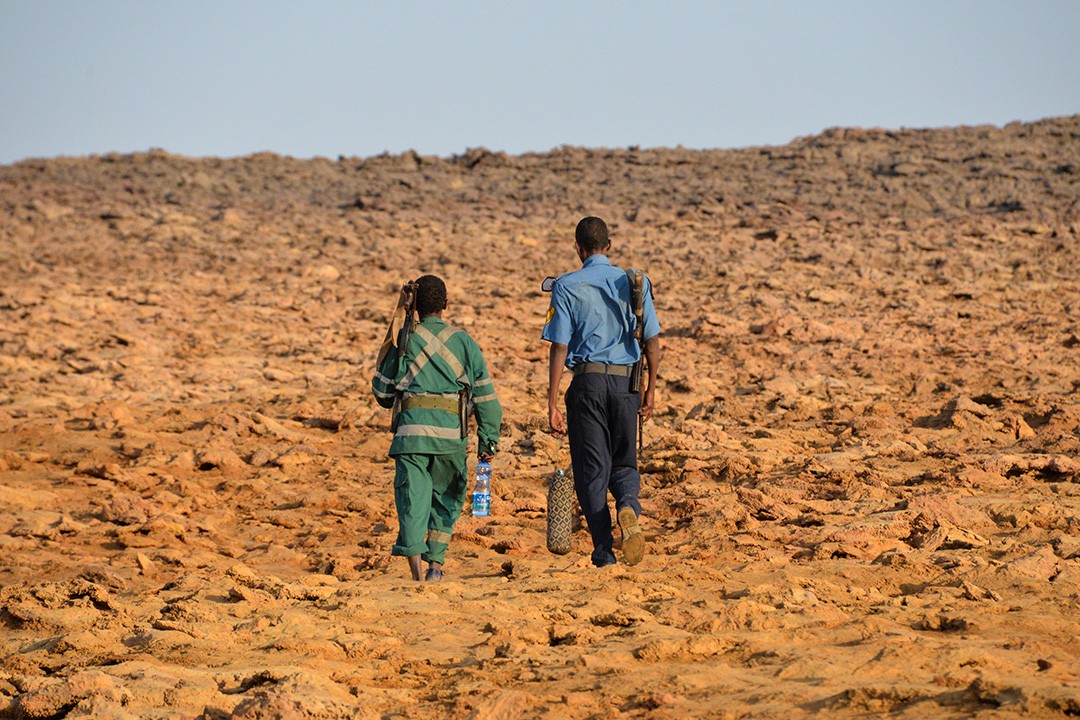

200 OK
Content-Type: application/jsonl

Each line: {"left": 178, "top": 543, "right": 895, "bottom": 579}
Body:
{"left": 541, "top": 255, "right": 661, "bottom": 369}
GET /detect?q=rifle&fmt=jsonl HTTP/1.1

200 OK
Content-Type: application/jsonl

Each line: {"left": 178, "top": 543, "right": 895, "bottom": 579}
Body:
{"left": 396, "top": 281, "right": 418, "bottom": 356}
{"left": 389, "top": 281, "right": 418, "bottom": 432}
{"left": 626, "top": 269, "right": 645, "bottom": 453}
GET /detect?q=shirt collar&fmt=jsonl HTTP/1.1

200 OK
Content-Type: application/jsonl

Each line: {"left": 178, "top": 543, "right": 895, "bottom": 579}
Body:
{"left": 582, "top": 254, "right": 611, "bottom": 268}
{"left": 419, "top": 315, "right": 445, "bottom": 329}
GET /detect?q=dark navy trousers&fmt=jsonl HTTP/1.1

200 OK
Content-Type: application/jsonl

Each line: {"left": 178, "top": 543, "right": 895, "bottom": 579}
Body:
{"left": 565, "top": 372, "right": 642, "bottom": 566}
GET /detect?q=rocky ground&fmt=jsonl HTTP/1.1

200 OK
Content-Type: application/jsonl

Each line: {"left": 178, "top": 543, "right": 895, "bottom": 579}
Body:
{"left": 1, "top": 115, "right": 1078, "bottom": 719}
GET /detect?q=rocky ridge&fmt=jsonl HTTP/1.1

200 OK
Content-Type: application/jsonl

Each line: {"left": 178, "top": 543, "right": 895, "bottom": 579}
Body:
{"left": 0, "top": 115, "right": 1078, "bottom": 718}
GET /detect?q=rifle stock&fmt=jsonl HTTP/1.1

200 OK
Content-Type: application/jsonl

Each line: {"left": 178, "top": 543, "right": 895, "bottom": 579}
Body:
{"left": 629, "top": 357, "right": 643, "bottom": 393}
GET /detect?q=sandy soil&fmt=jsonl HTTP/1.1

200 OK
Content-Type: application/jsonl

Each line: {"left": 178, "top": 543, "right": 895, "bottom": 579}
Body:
{"left": 1, "top": 116, "right": 1079, "bottom": 719}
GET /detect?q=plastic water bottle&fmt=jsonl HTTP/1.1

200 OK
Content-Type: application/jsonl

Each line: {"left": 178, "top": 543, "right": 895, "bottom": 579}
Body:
{"left": 472, "top": 461, "right": 492, "bottom": 517}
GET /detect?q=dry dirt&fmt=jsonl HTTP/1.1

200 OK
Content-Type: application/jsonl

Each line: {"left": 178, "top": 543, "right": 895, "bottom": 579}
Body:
{"left": 1, "top": 116, "right": 1079, "bottom": 719}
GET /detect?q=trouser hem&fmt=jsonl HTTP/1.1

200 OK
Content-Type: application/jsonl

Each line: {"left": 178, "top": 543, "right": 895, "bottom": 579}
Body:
{"left": 392, "top": 542, "right": 428, "bottom": 557}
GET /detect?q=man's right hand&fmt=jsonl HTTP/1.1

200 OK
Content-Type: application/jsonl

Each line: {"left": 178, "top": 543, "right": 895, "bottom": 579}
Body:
{"left": 549, "top": 406, "right": 566, "bottom": 435}
{"left": 398, "top": 282, "right": 415, "bottom": 308}
{"left": 547, "top": 343, "right": 569, "bottom": 435}
{"left": 640, "top": 386, "right": 656, "bottom": 420}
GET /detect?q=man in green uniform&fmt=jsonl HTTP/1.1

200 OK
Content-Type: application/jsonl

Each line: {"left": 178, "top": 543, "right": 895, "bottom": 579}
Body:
{"left": 372, "top": 275, "right": 502, "bottom": 581}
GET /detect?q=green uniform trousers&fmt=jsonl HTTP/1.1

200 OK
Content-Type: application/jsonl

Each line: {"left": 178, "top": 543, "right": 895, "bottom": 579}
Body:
{"left": 391, "top": 451, "right": 468, "bottom": 564}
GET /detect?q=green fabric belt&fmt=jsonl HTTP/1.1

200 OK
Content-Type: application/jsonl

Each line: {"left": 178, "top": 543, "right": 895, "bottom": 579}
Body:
{"left": 401, "top": 395, "right": 460, "bottom": 413}
{"left": 572, "top": 363, "right": 633, "bottom": 377}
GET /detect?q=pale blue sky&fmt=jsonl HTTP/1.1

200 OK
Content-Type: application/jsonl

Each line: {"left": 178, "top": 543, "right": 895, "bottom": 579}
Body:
{"left": 2, "top": 1, "right": 1078, "bottom": 164}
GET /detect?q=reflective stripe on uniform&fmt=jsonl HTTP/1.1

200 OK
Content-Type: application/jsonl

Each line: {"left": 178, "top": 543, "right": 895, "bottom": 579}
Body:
{"left": 419, "top": 324, "right": 467, "bottom": 378}
{"left": 373, "top": 386, "right": 396, "bottom": 400}
{"left": 428, "top": 530, "right": 452, "bottom": 545}
{"left": 396, "top": 325, "right": 465, "bottom": 391}
{"left": 395, "top": 424, "right": 462, "bottom": 440}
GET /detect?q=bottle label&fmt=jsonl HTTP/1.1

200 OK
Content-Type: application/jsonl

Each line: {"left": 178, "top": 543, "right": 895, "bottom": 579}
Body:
{"left": 472, "top": 492, "right": 490, "bottom": 517}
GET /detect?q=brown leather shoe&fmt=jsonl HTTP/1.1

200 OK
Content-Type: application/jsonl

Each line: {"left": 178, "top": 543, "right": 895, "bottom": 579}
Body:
{"left": 617, "top": 507, "right": 644, "bottom": 566}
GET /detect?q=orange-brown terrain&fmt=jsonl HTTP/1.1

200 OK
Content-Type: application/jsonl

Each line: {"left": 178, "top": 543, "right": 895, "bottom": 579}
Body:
{"left": 1, "top": 116, "right": 1079, "bottom": 719}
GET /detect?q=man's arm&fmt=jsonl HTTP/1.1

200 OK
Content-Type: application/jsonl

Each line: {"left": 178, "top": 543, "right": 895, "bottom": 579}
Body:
{"left": 547, "top": 342, "right": 569, "bottom": 434}
{"left": 466, "top": 338, "right": 502, "bottom": 461}
{"left": 371, "top": 347, "right": 400, "bottom": 409}
{"left": 640, "top": 335, "right": 661, "bottom": 420}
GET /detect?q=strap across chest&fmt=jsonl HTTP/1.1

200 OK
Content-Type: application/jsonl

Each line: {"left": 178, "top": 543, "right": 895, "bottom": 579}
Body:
{"left": 394, "top": 324, "right": 467, "bottom": 392}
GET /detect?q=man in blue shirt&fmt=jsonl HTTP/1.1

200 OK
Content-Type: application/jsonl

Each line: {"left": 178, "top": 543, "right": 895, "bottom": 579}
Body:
{"left": 542, "top": 216, "right": 661, "bottom": 567}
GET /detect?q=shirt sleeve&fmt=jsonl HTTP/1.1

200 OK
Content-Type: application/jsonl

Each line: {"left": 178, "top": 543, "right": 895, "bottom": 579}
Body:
{"left": 467, "top": 337, "right": 502, "bottom": 455}
{"left": 540, "top": 281, "right": 573, "bottom": 345}
{"left": 641, "top": 275, "right": 661, "bottom": 341}
{"left": 371, "top": 346, "right": 400, "bottom": 409}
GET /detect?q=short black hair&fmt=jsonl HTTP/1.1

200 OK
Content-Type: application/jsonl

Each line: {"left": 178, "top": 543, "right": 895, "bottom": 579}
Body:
{"left": 575, "top": 216, "right": 609, "bottom": 253}
{"left": 414, "top": 274, "right": 447, "bottom": 316}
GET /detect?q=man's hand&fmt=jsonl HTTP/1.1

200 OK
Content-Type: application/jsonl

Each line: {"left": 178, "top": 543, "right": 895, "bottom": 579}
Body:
{"left": 549, "top": 405, "right": 566, "bottom": 435}
{"left": 640, "top": 386, "right": 655, "bottom": 420}
{"left": 398, "top": 282, "right": 416, "bottom": 308}
{"left": 640, "top": 335, "right": 661, "bottom": 421}
{"left": 478, "top": 442, "right": 497, "bottom": 462}
{"left": 547, "top": 342, "right": 569, "bottom": 435}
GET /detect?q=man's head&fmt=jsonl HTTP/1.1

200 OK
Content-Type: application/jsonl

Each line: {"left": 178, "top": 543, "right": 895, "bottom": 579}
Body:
{"left": 414, "top": 274, "right": 447, "bottom": 317}
{"left": 575, "top": 216, "right": 610, "bottom": 255}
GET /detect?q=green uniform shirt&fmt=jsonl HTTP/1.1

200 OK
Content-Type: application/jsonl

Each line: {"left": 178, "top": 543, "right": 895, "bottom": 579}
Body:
{"left": 372, "top": 316, "right": 502, "bottom": 456}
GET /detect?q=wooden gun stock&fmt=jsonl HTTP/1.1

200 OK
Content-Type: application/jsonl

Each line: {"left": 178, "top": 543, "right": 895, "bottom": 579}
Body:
{"left": 389, "top": 281, "right": 418, "bottom": 432}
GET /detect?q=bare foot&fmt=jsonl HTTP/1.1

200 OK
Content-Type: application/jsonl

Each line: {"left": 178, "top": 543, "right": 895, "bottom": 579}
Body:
{"left": 408, "top": 555, "right": 423, "bottom": 581}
